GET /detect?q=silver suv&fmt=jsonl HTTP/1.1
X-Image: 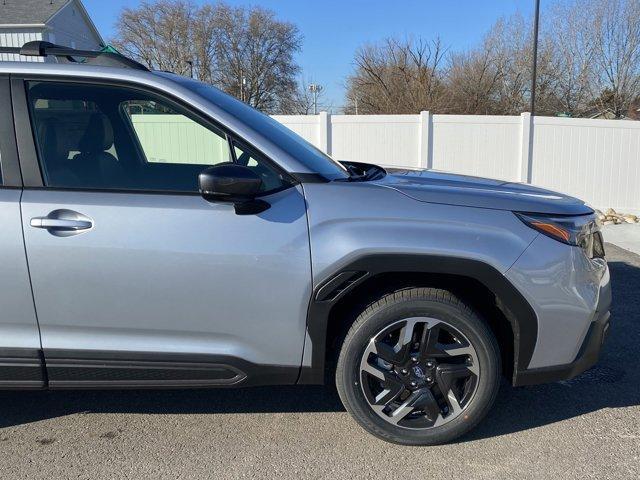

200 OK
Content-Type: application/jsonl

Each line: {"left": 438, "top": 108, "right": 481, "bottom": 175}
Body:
{"left": 0, "top": 43, "right": 611, "bottom": 445}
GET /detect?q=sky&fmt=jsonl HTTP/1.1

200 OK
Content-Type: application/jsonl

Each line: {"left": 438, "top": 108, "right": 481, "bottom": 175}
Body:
{"left": 83, "top": 0, "right": 538, "bottom": 109}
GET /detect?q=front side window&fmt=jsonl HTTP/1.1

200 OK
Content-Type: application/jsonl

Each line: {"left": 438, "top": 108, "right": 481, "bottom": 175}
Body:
{"left": 27, "top": 81, "right": 290, "bottom": 193}
{"left": 121, "top": 99, "right": 230, "bottom": 166}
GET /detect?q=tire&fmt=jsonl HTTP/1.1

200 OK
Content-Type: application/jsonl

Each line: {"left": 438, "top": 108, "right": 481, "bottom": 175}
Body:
{"left": 335, "top": 287, "right": 501, "bottom": 446}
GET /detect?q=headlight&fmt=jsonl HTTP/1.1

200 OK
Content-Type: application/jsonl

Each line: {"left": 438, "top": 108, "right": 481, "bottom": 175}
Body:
{"left": 515, "top": 212, "right": 605, "bottom": 258}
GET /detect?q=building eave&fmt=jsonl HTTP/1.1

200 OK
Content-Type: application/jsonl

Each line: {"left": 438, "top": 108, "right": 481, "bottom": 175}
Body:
{"left": 0, "top": 24, "right": 47, "bottom": 29}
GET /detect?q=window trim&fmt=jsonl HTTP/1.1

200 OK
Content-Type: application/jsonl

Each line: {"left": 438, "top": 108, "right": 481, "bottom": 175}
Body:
{"left": 0, "top": 75, "right": 24, "bottom": 187}
{"left": 13, "top": 75, "right": 298, "bottom": 195}
{"left": 229, "top": 137, "right": 298, "bottom": 197}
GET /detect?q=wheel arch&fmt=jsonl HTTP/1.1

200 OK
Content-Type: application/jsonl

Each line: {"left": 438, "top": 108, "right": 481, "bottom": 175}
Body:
{"left": 298, "top": 254, "right": 537, "bottom": 386}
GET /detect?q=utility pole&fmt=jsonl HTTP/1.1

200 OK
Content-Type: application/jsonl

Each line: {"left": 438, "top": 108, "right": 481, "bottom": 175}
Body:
{"left": 239, "top": 69, "right": 247, "bottom": 102}
{"left": 309, "top": 83, "right": 322, "bottom": 115}
{"left": 530, "top": 0, "right": 540, "bottom": 115}
{"left": 241, "top": 76, "right": 247, "bottom": 103}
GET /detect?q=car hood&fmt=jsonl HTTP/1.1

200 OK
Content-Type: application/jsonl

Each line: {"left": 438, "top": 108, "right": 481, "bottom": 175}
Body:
{"left": 374, "top": 168, "right": 593, "bottom": 215}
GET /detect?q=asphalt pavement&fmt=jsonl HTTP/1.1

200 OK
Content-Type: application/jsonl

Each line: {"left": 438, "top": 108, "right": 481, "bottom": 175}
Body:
{"left": 0, "top": 244, "right": 638, "bottom": 479}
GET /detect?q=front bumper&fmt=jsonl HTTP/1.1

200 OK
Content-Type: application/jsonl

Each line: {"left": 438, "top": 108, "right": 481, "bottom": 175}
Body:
{"left": 514, "top": 307, "right": 611, "bottom": 386}
{"left": 506, "top": 232, "right": 612, "bottom": 386}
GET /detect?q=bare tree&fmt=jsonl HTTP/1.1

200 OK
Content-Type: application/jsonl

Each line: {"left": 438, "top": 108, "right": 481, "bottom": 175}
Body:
{"left": 538, "top": 0, "right": 640, "bottom": 118}
{"left": 445, "top": 41, "right": 503, "bottom": 114}
{"left": 344, "top": 38, "right": 448, "bottom": 114}
{"left": 469, "top": 0, "right": 640, "bottom": 118}
{"left": 191, "top": 4, "right": 218, "bottom": 83}
{"left": 209, "top": 3, "right": 301, "bottom": 113}
{"left": 589, "top": 0, "right": 640, "bottom": 117}
{"left": 112, "top": 0, "right": 302, "bottom": 113}
{"left": 113, "top": 0, "right": 198, "bottom": 77}
{"left": 344, "top": 1, "right": 640, "bottom": 118}
{"left": 480, "top": 14, "right": 555, "bottom": 116}
{"left": 543, "top": 1, "right": 596, "bottom": 116}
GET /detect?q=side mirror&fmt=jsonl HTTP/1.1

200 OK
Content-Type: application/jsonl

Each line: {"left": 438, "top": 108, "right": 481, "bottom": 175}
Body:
{"left": 198, "top": 164, "right": 269, "bottom": 214}
{"left": 199, "top": 164, "right": 262, "bottom": 202}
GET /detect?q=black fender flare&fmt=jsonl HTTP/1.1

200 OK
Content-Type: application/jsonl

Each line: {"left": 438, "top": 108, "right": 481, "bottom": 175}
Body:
{"left": 298, "top": 254, "right": 537, "bottom": 385}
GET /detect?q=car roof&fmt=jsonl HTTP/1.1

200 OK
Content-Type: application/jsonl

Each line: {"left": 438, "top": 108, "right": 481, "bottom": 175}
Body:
{"left": 0, "top": 60, "right": 153, "bottom": 80}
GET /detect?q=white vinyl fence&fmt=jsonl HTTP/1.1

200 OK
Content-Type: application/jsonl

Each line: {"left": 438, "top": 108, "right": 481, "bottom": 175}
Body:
{"left": 272, "top": 112, "right": 640, "bottom": 214}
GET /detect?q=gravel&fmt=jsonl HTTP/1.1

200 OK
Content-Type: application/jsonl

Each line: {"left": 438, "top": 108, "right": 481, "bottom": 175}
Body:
{"left": 0, "top": 244, "right": 638, "bottom": 480}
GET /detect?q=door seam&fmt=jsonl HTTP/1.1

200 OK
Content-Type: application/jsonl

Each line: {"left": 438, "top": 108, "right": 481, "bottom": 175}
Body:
{"left": 18, "top": 189, "right": 49, "bottom": 384}
{"left": 295, "top": 182, "right": 314, "bottom": 383}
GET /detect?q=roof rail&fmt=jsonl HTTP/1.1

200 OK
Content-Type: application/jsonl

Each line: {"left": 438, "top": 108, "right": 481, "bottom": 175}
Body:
{"left": 0, "top": 41, "right": 149, "bottom": 71}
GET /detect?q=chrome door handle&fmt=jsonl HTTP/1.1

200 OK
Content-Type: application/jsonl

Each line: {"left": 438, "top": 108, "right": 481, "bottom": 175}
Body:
{"left": 30, "top": 218, "right": 92, "bottom": 230}
{"left": 30, "top": 209, "right": 93, "bottom": 237}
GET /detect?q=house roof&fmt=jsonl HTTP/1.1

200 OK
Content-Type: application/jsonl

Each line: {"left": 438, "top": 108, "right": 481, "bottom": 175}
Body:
{"left": 0, "top": 0, "right": 72, "bottom": 25}
{"left": 0, "top": 0, "right": 104, "bottom": 45}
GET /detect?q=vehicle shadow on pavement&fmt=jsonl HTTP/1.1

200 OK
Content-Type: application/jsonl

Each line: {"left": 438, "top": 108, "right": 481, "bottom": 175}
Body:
{"left": 0, "top": 246, "right": 638, "bottom": 437}
{"left": 0, "top": 385, "right": 345, "bottom": 430}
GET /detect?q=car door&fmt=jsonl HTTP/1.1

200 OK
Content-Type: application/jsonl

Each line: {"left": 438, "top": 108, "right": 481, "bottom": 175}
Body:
{"left": 15, "top": 78, "right": 312, "bottom": 388}
{"left": 0, "top": 77, "right": 45, "bottom": 388}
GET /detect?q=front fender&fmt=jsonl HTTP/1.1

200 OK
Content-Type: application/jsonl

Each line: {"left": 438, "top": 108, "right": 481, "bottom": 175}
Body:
{"left": 299, "top": 181, "right": 540, "bottom": 385}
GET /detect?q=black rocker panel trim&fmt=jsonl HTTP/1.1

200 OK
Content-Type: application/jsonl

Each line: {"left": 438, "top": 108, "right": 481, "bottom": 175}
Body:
{"left": 43, "top": 350, "right": 298, "bottom": 389}
{"left": 0, "top": 348, "right": 46, "bottom": 389}
{"left": 299, "top": 254, "right": 538, "bottom": 385}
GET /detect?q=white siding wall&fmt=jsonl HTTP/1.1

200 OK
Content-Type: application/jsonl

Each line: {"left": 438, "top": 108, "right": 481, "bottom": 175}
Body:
{"left": 0, "top": 1, "right": 101, "bottom": 62}
{"left": 0, "top": 29, "right": 45, "bottom": 62}
{"left": 274, "top": 112, "right": 640, "bottom": 213}
{"left": 46, "top": 1, "right": 101, "bottom": 50}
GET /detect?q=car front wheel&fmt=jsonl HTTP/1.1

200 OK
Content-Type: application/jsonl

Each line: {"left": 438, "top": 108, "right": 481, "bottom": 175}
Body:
{"left": 336, "top": 287, "right": 501, "bottom": 445}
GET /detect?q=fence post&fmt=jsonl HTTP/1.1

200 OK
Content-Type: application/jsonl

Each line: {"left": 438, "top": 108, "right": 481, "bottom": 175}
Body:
{"left": 418, "top": 111, "right": 433, "bottom": 169}
{"left": 519, "top": 112, "right": 533, "bottom": 183}
{"left": 319, "top": 111, "right": 331, "bottom": 155}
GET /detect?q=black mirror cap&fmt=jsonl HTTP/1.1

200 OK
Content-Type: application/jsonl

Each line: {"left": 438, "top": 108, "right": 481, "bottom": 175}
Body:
{"left": 198, "top": 164, "right": 263, "bottom": 202}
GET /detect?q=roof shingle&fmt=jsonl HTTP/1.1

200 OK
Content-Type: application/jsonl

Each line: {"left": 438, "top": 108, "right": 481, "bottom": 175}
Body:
{"left": 0, "top": 0, "right": 70, "bottom": 25}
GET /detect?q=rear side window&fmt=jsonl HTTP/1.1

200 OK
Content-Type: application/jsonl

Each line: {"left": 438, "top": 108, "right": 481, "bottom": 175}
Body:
{"left": 26, "top": 81, "right": 290, "bottom": 194}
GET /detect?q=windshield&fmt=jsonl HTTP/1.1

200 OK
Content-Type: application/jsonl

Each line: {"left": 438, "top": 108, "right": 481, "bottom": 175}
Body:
{"left": 162, "top": 73, "right": 349, "bottom": 180}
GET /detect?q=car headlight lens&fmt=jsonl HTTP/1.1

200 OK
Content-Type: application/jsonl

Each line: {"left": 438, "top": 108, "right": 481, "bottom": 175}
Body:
{"left": 515, "top": 212, "right": 605, "bottom": 258}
